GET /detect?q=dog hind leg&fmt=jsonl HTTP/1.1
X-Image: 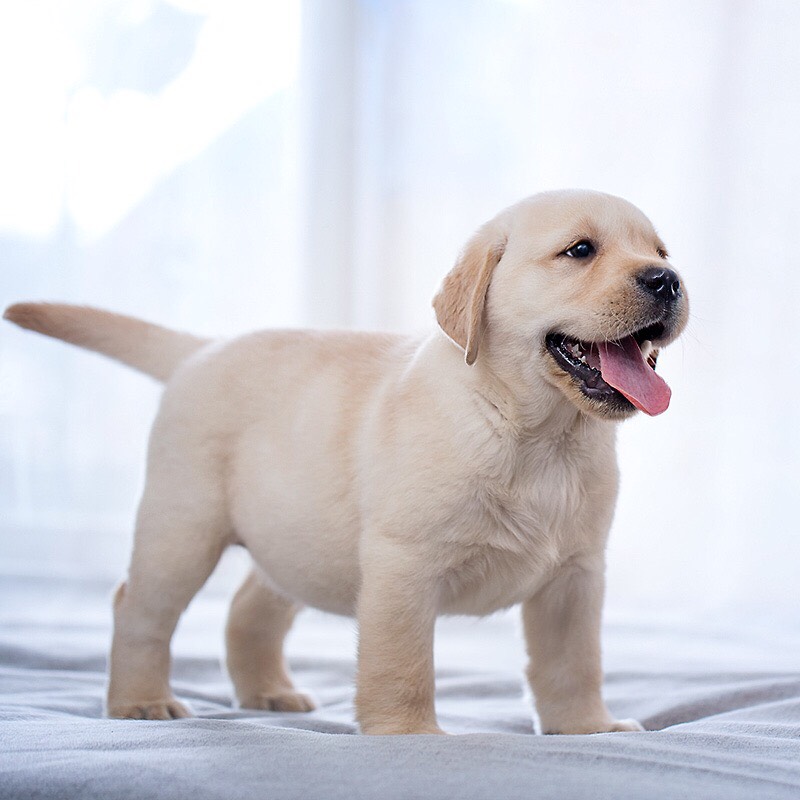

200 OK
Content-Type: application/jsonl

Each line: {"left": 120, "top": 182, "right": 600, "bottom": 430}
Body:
{"left": 225, "top": 569, "right": 315, "bottom": 712}
{"left": 106, "top": 464, "right": 228, "bottom": 720}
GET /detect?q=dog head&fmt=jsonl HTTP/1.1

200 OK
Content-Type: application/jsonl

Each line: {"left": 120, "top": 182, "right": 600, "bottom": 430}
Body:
{"left": 433, "top": 190, "right": 689, "bottom": 420}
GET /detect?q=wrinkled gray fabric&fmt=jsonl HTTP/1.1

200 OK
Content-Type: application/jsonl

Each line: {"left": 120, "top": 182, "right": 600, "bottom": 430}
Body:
{"left": 1, "top": 572, "right": 799, "bottom": 800}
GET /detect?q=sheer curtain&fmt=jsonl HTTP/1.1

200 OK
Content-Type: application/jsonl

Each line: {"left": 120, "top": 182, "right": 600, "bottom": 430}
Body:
{"left": 1, "top": 0, "right": 304, "bottom": 573}
{"left": 2, "top": 0, "right": 799, "bottom": 619}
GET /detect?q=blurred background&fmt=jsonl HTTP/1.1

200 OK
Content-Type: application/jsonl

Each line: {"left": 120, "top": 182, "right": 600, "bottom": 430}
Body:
{"left": 1, "top": 0, "right": 798, "bottom": 626}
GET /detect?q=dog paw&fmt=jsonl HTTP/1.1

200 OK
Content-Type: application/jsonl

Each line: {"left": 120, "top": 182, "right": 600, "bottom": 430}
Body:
{"left": 240, "top": 691, "right": 317, "bottom": 713}
{"left": 360, "top": 721, "right": 447, "bottom": 735}
{"left": 107, "top": 699, "right": 193, "bottom": 720}
{"left": 542, "top": 717, "right": 645, "bottom": 735}
{"left": 605, "top": 718, "right": 645, "bottom": 732}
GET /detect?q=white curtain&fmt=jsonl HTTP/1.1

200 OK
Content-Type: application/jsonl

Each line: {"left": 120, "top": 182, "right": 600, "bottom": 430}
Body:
{"left": 2, "top": 0, "right": 799, "bottom": 619}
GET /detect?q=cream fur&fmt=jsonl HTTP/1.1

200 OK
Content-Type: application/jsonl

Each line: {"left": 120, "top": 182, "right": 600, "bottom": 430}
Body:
{"left": 4, "top": 190, "right": 688, "bottom": 735}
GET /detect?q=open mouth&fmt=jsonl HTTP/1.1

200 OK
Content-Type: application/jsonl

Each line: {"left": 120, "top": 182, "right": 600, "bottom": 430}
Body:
{"left": 545, "top": 321, "right": 671, "bottom": 416}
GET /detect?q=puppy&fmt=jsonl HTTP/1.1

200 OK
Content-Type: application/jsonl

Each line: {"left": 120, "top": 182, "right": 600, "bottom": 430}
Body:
{"left": 4, "top": 190, "right": 688, "bottom": 735}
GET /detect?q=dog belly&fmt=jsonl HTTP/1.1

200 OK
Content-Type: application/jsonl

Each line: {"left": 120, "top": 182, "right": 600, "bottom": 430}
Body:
{"left": 230, "top": 467, "right": 362, "bottom": 617}
{"left": 220, "top": 343, "right": 384, "bottom": 616}
{"left": 242, "top": 525, "right": 360, "bottom": 617}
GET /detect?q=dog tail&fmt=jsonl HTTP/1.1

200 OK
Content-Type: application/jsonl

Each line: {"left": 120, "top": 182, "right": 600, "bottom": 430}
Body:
{"left": 3, "top": 302, "right": 209, "bottom": 383}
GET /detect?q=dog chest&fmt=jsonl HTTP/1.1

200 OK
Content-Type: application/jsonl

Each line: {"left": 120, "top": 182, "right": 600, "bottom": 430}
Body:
{"left": 437, "top": 439, "right": 610, "bottom": 615}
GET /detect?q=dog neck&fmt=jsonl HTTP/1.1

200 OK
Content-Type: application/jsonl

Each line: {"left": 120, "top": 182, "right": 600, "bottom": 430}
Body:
{"left": 426, "top": 330, "right": 612, "bottom": 445}
{"left": 469, "top": 337, "right": 607, "bottom": 441}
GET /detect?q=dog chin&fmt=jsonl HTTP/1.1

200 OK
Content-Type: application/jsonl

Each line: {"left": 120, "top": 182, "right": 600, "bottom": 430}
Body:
{"left": 546, "top": 364, "right": 639, "bottom": 422}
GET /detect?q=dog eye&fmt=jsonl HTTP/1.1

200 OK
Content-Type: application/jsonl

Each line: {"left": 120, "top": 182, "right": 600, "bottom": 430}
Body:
{"left": 656, "top": 247, "right": 669, "bottom": 259}
{"left": 563, "top": 240, "right": 595, "bottom": 259}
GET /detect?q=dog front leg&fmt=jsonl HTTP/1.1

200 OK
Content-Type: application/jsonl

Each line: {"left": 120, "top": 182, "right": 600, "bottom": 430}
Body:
{"left": 522, "top": 556, "right": 643, "bottom": 734}
{"left": 354, "top": 550, "right": 443, "bottom": 735}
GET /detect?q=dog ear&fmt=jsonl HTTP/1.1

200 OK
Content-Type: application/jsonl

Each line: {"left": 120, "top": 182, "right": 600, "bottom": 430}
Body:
{"left": 432, "top": 223, "right": 507, "bottom": 365}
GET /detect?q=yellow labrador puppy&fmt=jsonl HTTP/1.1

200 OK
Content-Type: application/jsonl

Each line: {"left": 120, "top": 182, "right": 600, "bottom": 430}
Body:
{"left": 5, "top": 190, "right": 688, "bottom": 735}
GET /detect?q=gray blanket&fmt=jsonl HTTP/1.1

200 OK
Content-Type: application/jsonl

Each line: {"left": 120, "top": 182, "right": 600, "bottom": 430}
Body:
{"left": 2, "top": 571, "right": 799, "bottom": 800}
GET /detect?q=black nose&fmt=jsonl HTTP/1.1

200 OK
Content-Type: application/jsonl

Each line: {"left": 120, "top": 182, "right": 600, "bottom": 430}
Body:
{"left": 637, "top": 266, "right": 681, "bottom": 303}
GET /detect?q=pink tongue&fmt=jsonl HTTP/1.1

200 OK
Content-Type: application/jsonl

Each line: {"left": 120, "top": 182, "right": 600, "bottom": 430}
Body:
{"left": 596, "top": 336, "right": 671, "bottom": 416}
